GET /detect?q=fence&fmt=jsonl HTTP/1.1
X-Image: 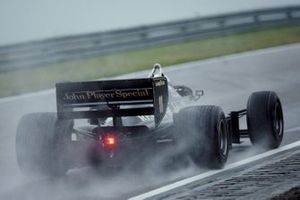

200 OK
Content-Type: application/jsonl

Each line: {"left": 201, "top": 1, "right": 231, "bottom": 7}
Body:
{"left": 1, "top": 6, "right": 300, "bottom": 72}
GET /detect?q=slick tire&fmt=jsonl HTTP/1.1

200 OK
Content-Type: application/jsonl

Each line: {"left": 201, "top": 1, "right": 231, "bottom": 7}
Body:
{"left": 247, "top": 91, "right": 284, "bottom": 149}
{"left": 16, "top": 112, "right": 73, "bottom": 178}
{"left": 175, "top": 106, "right": 229, "bottom": 169}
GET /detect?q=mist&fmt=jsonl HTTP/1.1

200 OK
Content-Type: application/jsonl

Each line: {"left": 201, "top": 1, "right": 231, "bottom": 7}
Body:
{"left": 0, "top": 68, "right": 203, "bottom": 200}
{"left": 0, "top": 1, "right": 299, "bottom": 199}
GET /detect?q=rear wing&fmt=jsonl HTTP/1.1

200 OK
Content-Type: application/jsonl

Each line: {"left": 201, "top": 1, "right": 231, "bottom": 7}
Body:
{"left": 56, "top": 77, "right": 168, "bottom": 127}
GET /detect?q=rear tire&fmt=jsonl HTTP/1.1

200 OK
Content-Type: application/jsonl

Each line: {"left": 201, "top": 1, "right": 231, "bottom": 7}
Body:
{"left": 16, "top": 113, "right": 73, "bottom": 178}
{"left": 175, "top": 106, "right": 229, "bottom": 169}
{"left": 247, "top": 91, "right": 284, "bottom": 149}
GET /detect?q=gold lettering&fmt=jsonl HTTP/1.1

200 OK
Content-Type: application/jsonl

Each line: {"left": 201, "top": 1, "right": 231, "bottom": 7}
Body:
{"left": 114, "top": 89, "right": 150, "bottom": 99}
{"left": 63, "top": 89, "right": 151, "bottom": 102}
{"left": 115, "top": 90, "right": 122, "bottom": 98}
{"left": 63, "top": 92, "right": 86, "bottom": 101}
{"left": 144, "top": 89, "right": 149, "bottom": 96}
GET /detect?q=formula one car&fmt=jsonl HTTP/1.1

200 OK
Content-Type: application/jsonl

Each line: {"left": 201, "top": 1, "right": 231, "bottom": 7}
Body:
{"left": 16, "top": 64, "right": 284, "bottom": 177}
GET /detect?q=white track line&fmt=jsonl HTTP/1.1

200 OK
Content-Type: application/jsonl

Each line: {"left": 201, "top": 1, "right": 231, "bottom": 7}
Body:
{"left": 1, "top": 43, "right": 300, "bottom": 104}
{"left": 129, "top": 140, "right": 300, "bottom": 200}
{"left": 286, "top": 126, "right": 300, "bottom": 133}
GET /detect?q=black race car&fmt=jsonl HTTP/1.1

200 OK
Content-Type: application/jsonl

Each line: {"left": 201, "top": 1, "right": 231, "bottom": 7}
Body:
{"left": 16, "top": 64, "right": 284, "bottom": 177}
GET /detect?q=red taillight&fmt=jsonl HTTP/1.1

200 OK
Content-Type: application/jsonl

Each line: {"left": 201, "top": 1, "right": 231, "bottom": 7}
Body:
{"left": 105, "top": 136, "right": 116, "bottom": 145}
{"left": 102, "top": 133, "right": 118, "bottom": 149}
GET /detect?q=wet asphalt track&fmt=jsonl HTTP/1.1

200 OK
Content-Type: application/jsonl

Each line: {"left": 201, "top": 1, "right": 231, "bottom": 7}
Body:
{"left": 0, "top": 43, "right": 300, "bottom": 200}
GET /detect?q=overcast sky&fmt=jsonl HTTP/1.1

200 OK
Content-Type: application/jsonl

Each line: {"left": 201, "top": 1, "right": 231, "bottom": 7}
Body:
{"left": 0, "top": 0, "right": 299, "bottom": 46}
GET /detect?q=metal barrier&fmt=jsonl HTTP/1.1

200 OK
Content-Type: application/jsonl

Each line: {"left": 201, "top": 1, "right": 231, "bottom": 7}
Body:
{"left": 0, "top": 6, "right": 300, "bottom": 72}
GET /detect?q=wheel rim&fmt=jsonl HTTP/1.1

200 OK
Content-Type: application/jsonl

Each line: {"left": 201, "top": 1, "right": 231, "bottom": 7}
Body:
{"left": 218, "top": 120, "right": 228, "bottom": 156}
{"left": 273, "top": 101, "right": 283, "bottom": 137}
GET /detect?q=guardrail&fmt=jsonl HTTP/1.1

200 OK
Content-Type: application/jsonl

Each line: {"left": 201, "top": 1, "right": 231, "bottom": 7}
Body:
{"left": 0, "top": 6, "right": 300, "bottom": 72}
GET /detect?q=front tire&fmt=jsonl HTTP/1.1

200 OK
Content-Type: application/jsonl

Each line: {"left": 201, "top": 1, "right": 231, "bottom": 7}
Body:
{"left": 175, "top": 106, "right": 229, "bottom": 169}
{"left": 247, "top": 91, "right": 284, "bottom": 149}
{"left": 16, "top": 113, "right": 73, "bottom": 178}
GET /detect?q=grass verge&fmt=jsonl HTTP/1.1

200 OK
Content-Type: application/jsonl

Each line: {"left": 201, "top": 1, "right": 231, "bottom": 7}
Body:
{"left": 1, "top": 24, "right": 300, "bottom": 98}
